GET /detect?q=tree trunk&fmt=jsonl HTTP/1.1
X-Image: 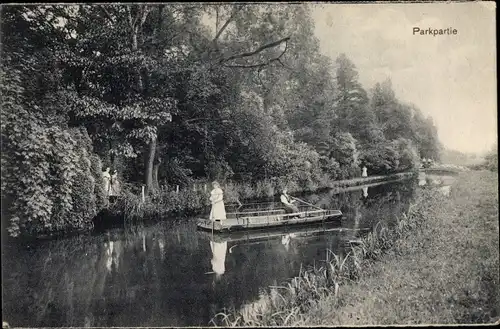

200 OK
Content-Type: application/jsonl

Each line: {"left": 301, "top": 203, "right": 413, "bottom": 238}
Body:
{"left": 130, "top": 27, "right": 144, "bottom": 92}
{"left": 145, "top": 135, "right": 157, "bottom": 194}
{"left": 152, "top": 164, "right": 160, "bottom": 191}
{"left": 128, "top": 6, "right": 149, "bottom": 188}
{"left": 152, "top": 152, "right": 161, "bottom": 191}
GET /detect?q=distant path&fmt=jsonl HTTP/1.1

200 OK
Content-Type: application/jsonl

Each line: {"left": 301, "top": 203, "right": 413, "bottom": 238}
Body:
{"left": 421, "top": 165, "right": 466, "bottom": 176}
{"left": 329, "top": 172, "right": 415, "bottom": 189}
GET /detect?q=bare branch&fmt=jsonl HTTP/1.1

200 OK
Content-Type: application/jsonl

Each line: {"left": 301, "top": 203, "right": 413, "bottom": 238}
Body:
{"left": 277, "top": 58, "right": 294, "bottom": 71}
{"left": 215, "top": 6, "right": 219, "bottom": 35}
{"left": 99, "top": 5, "right": 115, "bottom": 23}
{"left": 222, "top": 38, "right": 290, "bottom": 69}
{"left": 139, "top": 5, "right": 151, "bottom": 27}
{"left": 223, "top": 62, "right": 269, "bottom": 69}
{"left": 157, "top": 4, "right": 164, "bottom": 28}
{"left": 131, "top": 5, "right": 139, "bottom": 27}
{"left": 125, "top": 5, "right": 133, "bottom": 28}
{"left": 213, "top": 5, "right": 242, "bottom": 43}
{"left": 221, "top": 36, "right": 290, "bottom": 63}
{"left": 257, "top": 67, "right": 269, "bottom": 92}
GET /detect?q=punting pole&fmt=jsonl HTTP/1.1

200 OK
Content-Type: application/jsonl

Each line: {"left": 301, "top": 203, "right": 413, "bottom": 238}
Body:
{"left": 291, "top": 196, "right": 324, "bottom": 210}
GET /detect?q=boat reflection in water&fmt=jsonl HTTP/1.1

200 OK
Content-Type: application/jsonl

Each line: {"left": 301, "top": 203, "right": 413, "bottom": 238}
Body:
{"left": 3, "top": 179, "right": 418, "bottom": 327}
{"left": 228, "top": 222, "right": 369, "bottom": 324}
{"left": 201, "top": 220, "right": 369, "bottom": 273}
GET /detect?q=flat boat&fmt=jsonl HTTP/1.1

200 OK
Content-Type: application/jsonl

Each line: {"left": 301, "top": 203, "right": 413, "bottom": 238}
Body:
{"left": 196, "top": 202, "right": 342, "bottom": 232}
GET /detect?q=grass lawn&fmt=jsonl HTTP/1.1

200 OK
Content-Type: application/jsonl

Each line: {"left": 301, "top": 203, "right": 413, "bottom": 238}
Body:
{"left": 305, "top": 170, "right": 499, "bottom": 325}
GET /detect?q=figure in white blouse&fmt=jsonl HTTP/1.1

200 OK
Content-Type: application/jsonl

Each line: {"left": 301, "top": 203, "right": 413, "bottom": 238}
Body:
{"left": 109, "top": 170, "right": 121, "bottom": 202}
{"left": 102, "top": 167, "right": 111, "bottom": 197}
{"left": 362, "top": 166, "right": 368, "bottom": 178}
{"left": 209, "top": 181, "right": 226, "bottom": 221}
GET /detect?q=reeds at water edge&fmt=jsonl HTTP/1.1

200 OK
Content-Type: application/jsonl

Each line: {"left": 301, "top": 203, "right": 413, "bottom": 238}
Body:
{"left": 210, "top": 189, "right": 444, "bottom": 327}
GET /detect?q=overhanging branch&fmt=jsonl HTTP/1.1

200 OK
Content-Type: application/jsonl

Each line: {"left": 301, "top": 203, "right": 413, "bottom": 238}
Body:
{"left": 221, "top": 36, "right": 290, "bottom": 64}
{"left": 222, "top": 37, "right": 290, "bottom": 69}
{"left": 99, "top": 5, "right": 115, "bottom": 23}
{"left": 125, "top": 6, "right": 133, "bottom": 28}
{"left": 140, "top": 6, "right": 151, "bottom": 26}
{"left": 213, "top": 5, "right": 242, "bottom": 43}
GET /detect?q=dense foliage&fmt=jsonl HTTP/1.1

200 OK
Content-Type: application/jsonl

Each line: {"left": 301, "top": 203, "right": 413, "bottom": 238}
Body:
{"left": 469, "top": 143, "right": 498, "bottom": 172}
{"left": 1, "top": 4, "right": 441, "bottom": 237}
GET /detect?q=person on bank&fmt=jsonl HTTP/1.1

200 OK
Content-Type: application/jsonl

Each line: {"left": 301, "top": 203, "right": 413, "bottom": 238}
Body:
{"left": 108, "top": 170, "right": 121, "bottom": 203}
{"left": 280, "top": 188, "right": 300, "bottom": 214}
{"left": 102, "top": 167, "right": 111, "bottom": 197}
{"left": 209, "top": 181, "right": 226, "bottom": 221}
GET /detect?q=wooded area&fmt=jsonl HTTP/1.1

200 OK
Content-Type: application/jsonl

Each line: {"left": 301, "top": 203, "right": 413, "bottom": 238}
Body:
{"left": 1, "top": 4, "right": 442, "bottom": 237}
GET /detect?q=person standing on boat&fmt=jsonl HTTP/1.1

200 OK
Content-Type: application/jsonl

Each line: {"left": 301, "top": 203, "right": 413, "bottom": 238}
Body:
{"left": 280, "top": 189, "right": 300, "bottom": 214}
{"left": 209, "top": 181, "right": 226, "bottom": 221}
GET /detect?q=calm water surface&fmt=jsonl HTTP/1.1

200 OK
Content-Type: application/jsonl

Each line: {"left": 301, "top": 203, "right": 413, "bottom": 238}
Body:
{"left": 3, "top": 179, "right": 431, "bottom": 327}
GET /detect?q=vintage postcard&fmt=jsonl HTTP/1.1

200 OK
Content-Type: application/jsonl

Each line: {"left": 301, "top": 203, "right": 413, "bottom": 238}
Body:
{"left": 1, "top": 1, "right": 497, "bottom": 327}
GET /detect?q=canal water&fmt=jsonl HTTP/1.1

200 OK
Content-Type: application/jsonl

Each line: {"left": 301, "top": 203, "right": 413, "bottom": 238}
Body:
{"left": 2, "top": 177, "right": 450, "bottom": 327}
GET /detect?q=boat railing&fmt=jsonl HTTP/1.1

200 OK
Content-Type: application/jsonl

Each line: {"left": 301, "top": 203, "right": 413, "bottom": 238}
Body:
{"left": 280, "top": 208, "right": 326, "bottom": 219}
{"left": 228, "top": 207, "right": 326, "bottom": 221}
{"left": 226, "top": 208, "right": 285, "bottom": 220}
{"left": 227, "top": 208, "right": 285, "bottom": 215}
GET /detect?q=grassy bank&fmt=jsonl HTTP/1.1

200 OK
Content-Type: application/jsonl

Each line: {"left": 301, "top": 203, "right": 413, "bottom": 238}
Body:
{"left": 107, "top": 172, "right": 415, "bottom": 223}
{"left": 213, "top": 170, "right": 499, "bottom": 326}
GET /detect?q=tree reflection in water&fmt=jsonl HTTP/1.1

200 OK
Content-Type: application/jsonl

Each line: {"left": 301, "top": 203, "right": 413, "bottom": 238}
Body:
{"left": 2, "top": 180, "right": 418, "bottom": 327}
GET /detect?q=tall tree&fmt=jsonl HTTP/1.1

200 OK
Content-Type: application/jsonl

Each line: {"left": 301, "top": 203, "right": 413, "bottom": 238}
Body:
{"left": 334, "top": 54, "right": 381, "bottom": 146}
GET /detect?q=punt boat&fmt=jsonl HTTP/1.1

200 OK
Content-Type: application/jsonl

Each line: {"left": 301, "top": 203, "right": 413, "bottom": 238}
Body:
{"left": 196, "top": 200, "right": 342, "bottom": 232}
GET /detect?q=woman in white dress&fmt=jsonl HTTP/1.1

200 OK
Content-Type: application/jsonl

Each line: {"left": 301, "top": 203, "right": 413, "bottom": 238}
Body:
{"left": 109, "top": 170, "right": 121, "bottom": 203}
{"left": 102, "top": 167, "right": 111, "bottom": 197}
{"left": 209, "top": 181, "right": 226, "bottom": 221}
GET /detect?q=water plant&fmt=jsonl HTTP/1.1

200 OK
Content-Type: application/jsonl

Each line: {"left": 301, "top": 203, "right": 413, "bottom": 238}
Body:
{"left": 210, "top": 188, "right": 445, "bottom": 327}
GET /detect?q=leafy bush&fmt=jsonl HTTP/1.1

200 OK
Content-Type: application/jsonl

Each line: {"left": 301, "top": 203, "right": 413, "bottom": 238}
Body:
{"left": 359, "top": 143, "right": 399, "bottom": 175}
{"left": 392, "top": 138, "right": 420, "bottom": 172}
{"left": 1, "top": 63, "right": 102, "bottom": 237}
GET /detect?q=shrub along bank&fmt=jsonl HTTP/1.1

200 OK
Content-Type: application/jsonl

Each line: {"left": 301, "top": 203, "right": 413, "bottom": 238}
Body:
{"left": 212, "top": 170, "right": 499, "bottom": 326}
{"left": 106, "top": 171, "right": 415, "bottom": 224}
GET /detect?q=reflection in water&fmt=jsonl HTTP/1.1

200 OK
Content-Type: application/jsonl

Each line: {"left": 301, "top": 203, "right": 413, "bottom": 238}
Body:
{"left": 362, "top": 186, "right": 368, "bottom": 198}
{"left": 281, "top": 233, "right": 297, "bottom": 251}
{"left": 158, "top": 238, "right": 165, "bottom": 261}
{"left": 418, "top": 171, "right": 427, "bottom": 186}
{"left": 104, "top": 240, "right": 123, "bottom": 273}
{"left": 3, "top": 180, "right": 420, "bottom": 327}
{"left": 105, "top": 241, "right": 113, "bottom": 272}
{"left": 439, "top": 185, "right": 451, "bottom": 196}
{"left": 210, "top": 241, "right": 228, "bottom": 278}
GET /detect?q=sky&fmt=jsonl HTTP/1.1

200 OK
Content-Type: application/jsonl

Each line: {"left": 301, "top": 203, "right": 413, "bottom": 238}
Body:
{"left": 311, "top": 2, "right": 496, "bottom": 154}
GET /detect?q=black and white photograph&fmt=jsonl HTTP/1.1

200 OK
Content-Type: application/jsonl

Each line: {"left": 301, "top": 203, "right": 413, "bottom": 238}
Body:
{"left": 1, "top": 1, "right": 498, "bottom": 327}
